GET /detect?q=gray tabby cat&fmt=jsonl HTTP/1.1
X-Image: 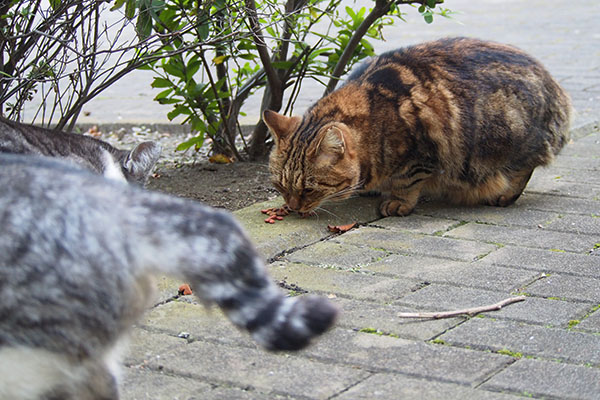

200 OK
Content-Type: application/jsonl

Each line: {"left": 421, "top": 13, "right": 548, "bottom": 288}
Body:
{"left": 0, "top": 153, "right": 337, "bottom": 400}
{"left": 0, "top": 118, "right": 161, "bottom": 184}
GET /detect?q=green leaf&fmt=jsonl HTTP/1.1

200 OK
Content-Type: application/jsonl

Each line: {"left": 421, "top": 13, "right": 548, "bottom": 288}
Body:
{"left": 213, "top": 55, "right": 228, "bottom": 65}
{"left": 153, "top": 88, "right": 173, "bottom": 100}
{"left": 110, "top": 0, "right": 127, "bottom": 11}
{"left": 426, "top": 0, "right": 438, "bottom": 8}
{"left": 162, "top": 61, "right": 185, "bottom": 79}
{"left": 136, "top": 0, "right": 153, "bottom": 39}
{"left": 271, "top": 61, "right": 294, "bottom": 69}
{"left": 151, "top": 77, "right": 172, "bottom": 88}
{"left": 167, "top": 104, "right": 190, "bottom": 120}
{"left": 198, "top": 22, "right": 209, "bottom": 41}
{"left": 423, "top": 12, "right": 433, "bottom": 24}
{"left": 418, "top": 5, "right": 426, "bottom": 13}
{"left": 49, "top": 0, "right": 61, "bottom": 10}
{"left": 176, "top": 134, "right": 204, "bottom": 151}
{"left": 125, "top": 0, "right": 136, "bottom": 20}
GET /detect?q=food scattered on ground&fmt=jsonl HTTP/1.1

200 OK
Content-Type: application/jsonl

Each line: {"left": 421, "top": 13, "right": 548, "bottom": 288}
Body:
{"left": 261, "top": 205, "right": 291, "bottom": 223}
{"left": 327, "top": 222, "right": 358, "bottom": 233}
{"left": 178, "top": 283, "right": 193, "bottom": 296}
{"left": 261, "top": 205, "right": 314, "bottom": 223}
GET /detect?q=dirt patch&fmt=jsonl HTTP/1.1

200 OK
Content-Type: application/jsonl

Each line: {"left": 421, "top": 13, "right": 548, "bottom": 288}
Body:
{"left": 93, "top": 124, "right": 280, "bottom": 211}
{"left": 147, "top": 160, "right": 279, "bottom": 211}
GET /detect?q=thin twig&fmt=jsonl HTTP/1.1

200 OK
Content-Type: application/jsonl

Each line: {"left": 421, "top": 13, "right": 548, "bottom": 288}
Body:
{"left": 397, "top": 296, "right": 527, "bottom": 319}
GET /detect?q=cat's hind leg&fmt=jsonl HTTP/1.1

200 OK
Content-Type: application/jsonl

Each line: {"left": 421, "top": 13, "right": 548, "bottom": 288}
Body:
{"left": 486, "top": 169, "right": 534, "bottom": 207}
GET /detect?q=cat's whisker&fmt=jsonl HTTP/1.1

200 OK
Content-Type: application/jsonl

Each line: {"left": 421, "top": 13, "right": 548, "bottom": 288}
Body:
{"left": 313, "top": 206, "right": 340, "bottom": 219}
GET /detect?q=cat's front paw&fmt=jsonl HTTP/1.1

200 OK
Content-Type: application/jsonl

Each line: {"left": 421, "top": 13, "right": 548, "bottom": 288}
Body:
{"left": 379, "top": 199, "right": 415, "bottom": 217}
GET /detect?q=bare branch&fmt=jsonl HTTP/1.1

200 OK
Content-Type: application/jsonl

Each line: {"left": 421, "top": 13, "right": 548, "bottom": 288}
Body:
{"left": 396, "top": 296, "right": 527, "bottom": 319}
{"left": 324, "top": 0, "right": 442, "bottom": 95}
{"left": 244, "top": 0, "right": 282, "bottom": 105}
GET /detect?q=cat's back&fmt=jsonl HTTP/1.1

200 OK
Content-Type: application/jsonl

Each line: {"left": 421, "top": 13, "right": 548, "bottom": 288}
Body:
{"left": 342, "top": 37, "right": 570, "bottom": 165}
{"left": 0, "top": 155, "right": 145, "bottom": 358}
{"left": 347, "top": 37, "right": 549, "bottom": 86}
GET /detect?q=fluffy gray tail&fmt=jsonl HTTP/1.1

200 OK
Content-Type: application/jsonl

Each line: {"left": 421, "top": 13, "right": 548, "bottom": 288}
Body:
{"left": 168, "top": 208, "right": 338, "bottom": 351}
{"left": 244, "top": 294, "right": 338, "bottom": 351}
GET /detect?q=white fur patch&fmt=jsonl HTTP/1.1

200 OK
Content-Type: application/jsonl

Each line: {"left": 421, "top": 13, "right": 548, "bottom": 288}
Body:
{"left": 100, "top": 149, "right": 127, "bottom": 182}
{"left": 0, "top": 346, "right": 79, "bottom": 400}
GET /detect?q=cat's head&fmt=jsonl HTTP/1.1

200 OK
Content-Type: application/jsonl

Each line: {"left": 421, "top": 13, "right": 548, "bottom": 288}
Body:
{"left": 117, "top": 141, "right": 162, "bottom": 185}
{"left": 264, "top": 110, "right": 361, "bottom": 214}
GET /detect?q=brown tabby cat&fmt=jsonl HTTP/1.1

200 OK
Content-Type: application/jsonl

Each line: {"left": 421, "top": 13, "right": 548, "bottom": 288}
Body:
{"left": 264, "top": 37, "right": 571, "bottom": 217}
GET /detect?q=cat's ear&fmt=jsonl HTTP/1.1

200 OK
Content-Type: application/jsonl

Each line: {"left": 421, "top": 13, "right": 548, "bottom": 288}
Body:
{"left": 123, "top": 141, "right": 162, "bottom": 184}
{"left": 315, "top": 126, "right": 346, "bottom": 165}
{"left": 263, "top": 110, "right": 300, "bottom": 146}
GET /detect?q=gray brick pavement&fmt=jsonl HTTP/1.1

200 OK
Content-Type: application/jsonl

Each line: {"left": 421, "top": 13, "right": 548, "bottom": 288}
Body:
{"left": 123, "top": 124, "right": 600, "bottom": 399}
{"left": 111, "top": 0, "right": 600, "bottom": 398}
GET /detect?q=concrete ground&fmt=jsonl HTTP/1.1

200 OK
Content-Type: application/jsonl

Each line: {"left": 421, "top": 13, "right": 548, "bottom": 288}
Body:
{"left": 116, "top": 0, "right": 600, "bottom": 399}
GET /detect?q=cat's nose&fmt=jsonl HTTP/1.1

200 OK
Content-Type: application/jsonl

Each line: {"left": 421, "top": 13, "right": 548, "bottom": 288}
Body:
{"left": 287, "top": 196, "right": 301, "bottom": 211}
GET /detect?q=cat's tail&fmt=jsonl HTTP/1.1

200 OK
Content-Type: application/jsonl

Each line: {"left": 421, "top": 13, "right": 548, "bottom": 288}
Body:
{"left": 197, "top": 243, "right": 338, "bottom": 351}
{"left": 150, "top": 206, "right": 338, "bottom": 351}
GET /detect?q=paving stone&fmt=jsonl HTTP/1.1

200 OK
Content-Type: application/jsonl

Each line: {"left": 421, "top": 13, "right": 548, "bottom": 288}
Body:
{"left": 479, "top": 246, "right": 600, "bottom": 277}
{"left": 122, "top": 368, "right": 292, "bottom": 400}
{"left": 121, "top": 367, "right": 214, "bottom": 400}
{"left": 439, "top": 318, "right": 600, "bottom": 365}
{"left": 368, "top": 254, "right": 537, "bottom": 292}
{"left": 482, "top": 358, "right": 600, "bottom": 400}
{"left": 141, "top": 339, "right": 369, "bottom": 400}
{"left": 303, "top": 328, "right": 512, "bottom": 385}
{"left": 525, "top": 176, "right": 600, "bottom": 200}
{"left": 364, "top": 253, "right": 466, "bottom": 277}
{"left": 552, "top": 155, "right": 600, "bottom": 170}
{"left": 283, "top": 240, "right": 388, "bottom": 269}
{"left": 445, "top": 222, "right": 596, "bottom": 252}
{"left": 140, "top": 301, "right": 255, "bottom": 347}
{"left": 125, "top": 328, "right": 187, "bottom": 365}
{"left": 333, "top": 298, "right": 462, "bottom": 341}
{"left": 122, "top": 368, "right": 280, "bottom": 400}
{"left": 336, "top": 373, "right": 521, "bottom": 400}
{"left": 525, "top": 274, "right": 600, "bottom": 302}
{"left": 368, "top": 214, "right": 459, "bottom": 235}
{"left": 335, "top": 227, "right": 498, "bottom": 262}
{"left": 543, "top": 213, "right": 600, "bottom": 235}
{"left": 560, "top": 140, "right": 600, "bottom": 158}
{"left": 578, "top": 307, "right": 600, "bottom": 332}
{"left": 415, "top": 201, "right": 559, "bottom": 229}
{"left": 517, "top": 192, "right": 600, "bottom": 216}
{"left": 234, "top": 197, "right": 381, "bottom": 260}
{"left": 541, "top": 167, "right": 600, "bottom": 186}
{"left": 268, "top": 261, "right": 418, "bottom": 302}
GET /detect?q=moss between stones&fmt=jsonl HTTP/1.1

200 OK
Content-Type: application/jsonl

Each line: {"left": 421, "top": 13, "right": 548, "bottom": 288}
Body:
{"left": 496, "top": 348, "right": 523, "bottom": 358}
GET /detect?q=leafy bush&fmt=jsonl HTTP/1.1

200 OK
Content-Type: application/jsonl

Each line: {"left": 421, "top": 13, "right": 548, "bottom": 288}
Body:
{"left": 140, "top": 0, "right": 450, "bottom": 159}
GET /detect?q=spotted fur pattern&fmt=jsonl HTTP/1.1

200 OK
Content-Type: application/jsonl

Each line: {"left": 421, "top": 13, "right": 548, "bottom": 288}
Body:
{"left": 265, "top": 37, "right": 571, "bottom": 216}
{"left": 0, "top": 154, "right": 337, "bottom": 400}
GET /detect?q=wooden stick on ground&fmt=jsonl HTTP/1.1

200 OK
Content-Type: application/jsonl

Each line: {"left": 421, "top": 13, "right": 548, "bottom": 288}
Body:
{"left": 397, "top": 296, "right": 527, "bottom": 319}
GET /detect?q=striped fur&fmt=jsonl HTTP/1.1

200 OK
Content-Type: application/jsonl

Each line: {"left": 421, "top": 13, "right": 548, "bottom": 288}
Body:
{"left": 0, "top": 154, "right": 337, "bottom": 399}
{"left": 265, "top": 37, "right": 571, "bottom": 216}
{"left": 0, "top": 118, "right": 161, "bottom": 185}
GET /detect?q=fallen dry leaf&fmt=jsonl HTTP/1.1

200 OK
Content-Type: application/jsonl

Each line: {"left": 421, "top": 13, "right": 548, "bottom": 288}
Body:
{"left": 208, "top": 154, "right": 233, "bottom": 164}
{"left": 178, "top": 283, "right": 193, "bottom": 296}
{"left": 327, "top": 222, "right": 357, "bottom": 233}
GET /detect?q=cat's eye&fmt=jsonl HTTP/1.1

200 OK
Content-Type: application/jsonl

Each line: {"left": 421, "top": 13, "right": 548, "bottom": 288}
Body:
{"left": 302, "top": 188, "right": 315, "bottom": 197}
